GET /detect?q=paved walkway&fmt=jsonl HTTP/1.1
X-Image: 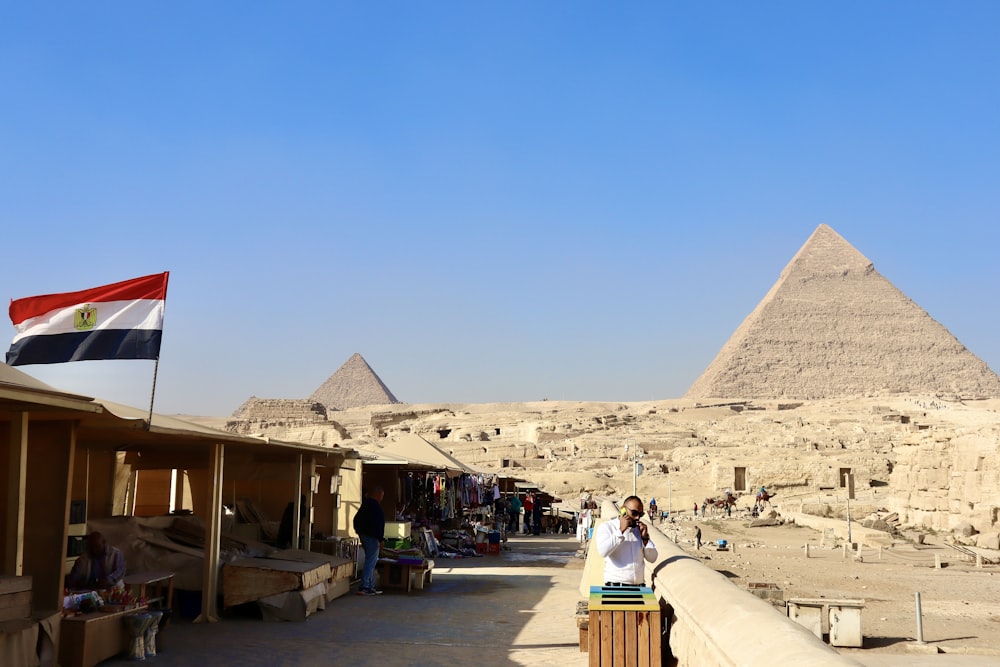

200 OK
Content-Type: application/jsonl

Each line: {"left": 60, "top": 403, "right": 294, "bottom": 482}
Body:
{"left": 104, "top": 535, "right": 589, "bottom": 667}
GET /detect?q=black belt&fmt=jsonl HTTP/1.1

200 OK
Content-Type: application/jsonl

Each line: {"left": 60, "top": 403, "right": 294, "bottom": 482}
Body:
{"left": 603, "top": 581, "right": 640, "bottom": 587}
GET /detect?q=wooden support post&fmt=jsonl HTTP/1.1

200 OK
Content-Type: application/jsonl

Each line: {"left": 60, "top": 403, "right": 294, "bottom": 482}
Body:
{"left": 305, "top": 455, "right": 316, "bottom": 552}
{"left": 195, "top": 443, "right": 224, "bottom": 623}
{"left": 292, "top": 454, "right": 303, "bottom": 551}
{"left": 4, "top": 412, "right": 28, "bottom": 576}
{"left": 804, "top": 544, "right": 810, "bottom": 558}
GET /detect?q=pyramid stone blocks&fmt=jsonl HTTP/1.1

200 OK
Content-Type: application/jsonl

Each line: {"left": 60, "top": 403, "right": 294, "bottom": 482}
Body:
{"left": 685, "top": 224, "right": 1000, "bottom": 400}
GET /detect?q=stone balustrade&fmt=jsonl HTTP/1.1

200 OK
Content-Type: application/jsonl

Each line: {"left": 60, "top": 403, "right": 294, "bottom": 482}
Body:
{"left": 584, "top": 500, "right": 862, "bottom": 666}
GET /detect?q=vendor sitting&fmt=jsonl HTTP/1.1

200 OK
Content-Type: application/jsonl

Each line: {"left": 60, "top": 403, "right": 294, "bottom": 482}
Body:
{"left": 67, "top": 532, "right": 126, "bottom": 590}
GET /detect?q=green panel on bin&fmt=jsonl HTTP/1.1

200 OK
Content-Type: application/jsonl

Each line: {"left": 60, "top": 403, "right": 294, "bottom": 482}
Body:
{"left": 589, "top": 585, "right": 651, "bottom": 595}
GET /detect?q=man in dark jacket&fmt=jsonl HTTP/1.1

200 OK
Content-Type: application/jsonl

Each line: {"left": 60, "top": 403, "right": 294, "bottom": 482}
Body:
{"left": 353, "top": 486, "right": 386, "bottom": 595}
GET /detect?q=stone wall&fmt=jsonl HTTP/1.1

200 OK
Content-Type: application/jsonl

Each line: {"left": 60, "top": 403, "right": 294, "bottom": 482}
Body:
{"left": 889, "top": 427, "right": 1000, "bottom": 533}
{"left": 227, "top": 397, "right": 331, "bottom": 436}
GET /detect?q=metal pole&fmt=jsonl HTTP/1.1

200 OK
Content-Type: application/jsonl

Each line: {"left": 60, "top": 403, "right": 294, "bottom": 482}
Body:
{"left": 844, "top": 473, "right": 852, "bottom": 546}
{"left": 915, "top": 591, "right": 924, "bottom": 643}
{"left": 667, "top": 479, "right": 671, "bottom": 519}
{"left": 625, "top": 439, "right": 636, "bottom": 497}
{"left": 632, "top": 454, "right": 637, "bottom": 498}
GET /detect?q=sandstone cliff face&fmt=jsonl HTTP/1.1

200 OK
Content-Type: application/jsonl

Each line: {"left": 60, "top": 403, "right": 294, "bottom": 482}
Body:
{"left": 685, "top": 225, "right": 1000, "bottom": 400}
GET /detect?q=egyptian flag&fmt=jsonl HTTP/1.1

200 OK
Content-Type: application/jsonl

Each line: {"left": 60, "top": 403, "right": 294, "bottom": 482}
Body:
{"left": 7, "top": 272, "right": 169, "bottom": 366}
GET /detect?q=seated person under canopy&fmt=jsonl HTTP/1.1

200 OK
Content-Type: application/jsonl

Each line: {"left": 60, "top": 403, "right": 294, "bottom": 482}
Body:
{"left": 67, "top": 531, "right": 126, "bottom": 590}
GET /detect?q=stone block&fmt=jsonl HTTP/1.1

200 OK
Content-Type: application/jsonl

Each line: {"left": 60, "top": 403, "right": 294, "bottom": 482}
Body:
{"left": 953, "top": 521, "right": 976, "bottom": 537}
{"left": 976, "top": 532, "right": 1000, "bottom": 550}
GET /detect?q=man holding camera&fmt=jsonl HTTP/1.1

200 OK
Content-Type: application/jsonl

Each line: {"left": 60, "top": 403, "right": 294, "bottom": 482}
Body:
{"left": 595, "top": 495, "right": 658, "bottom": 586}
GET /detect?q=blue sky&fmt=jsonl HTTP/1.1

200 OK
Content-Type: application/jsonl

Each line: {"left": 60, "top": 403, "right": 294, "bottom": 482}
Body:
{"left": 2, "top": 3, "right": 998, "bottom": 415}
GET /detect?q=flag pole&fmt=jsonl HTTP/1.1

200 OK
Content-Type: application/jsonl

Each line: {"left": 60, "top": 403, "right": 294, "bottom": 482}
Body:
{"left": 146, "top": 271, "right": 169, "bottom": 430}
{"left": 147, "top": 357, "right": 160, "bottom": 429}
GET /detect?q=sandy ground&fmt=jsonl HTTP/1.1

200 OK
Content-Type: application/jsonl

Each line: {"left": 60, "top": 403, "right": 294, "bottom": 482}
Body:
{"left": 655, "top": 508, "right": 1000, "bottom": 661}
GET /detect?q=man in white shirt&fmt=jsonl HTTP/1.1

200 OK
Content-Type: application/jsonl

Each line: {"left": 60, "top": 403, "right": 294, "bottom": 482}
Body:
{"left": 595, "top": 496, "right": 658, "bottom": 585}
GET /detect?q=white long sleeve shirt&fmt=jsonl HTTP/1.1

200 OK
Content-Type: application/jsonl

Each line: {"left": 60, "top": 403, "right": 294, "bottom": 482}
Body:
{"left": 595, "top": 518, "right": 658, "bottom": 585}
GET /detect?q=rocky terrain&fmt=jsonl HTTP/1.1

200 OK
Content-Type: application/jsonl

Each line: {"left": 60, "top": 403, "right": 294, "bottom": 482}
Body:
{"left": 204, "top": 394, "right": 1000, "bottom": 545}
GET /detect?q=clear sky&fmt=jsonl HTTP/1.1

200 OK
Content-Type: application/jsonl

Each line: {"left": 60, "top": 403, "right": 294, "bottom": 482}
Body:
{"left": 2, "top": 3, "right": 999, "bottom": 416}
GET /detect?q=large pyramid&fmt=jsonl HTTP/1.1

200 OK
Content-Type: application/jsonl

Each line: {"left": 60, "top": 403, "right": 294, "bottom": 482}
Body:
{"left": 685, "top": 224, "right": 1000, "bottom": 400}
{"left": 309, "top": 353, "right": 401, "bottom": 410}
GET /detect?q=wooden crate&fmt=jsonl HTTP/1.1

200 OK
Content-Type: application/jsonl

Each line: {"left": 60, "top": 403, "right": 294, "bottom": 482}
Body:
{"left": 0, "top": 576, "right": 32, "bottom": 622}
{"left": 59, "top": 606, "right": 147, "bottom": 667}
{"left": 222, "top": 557, "right": 331, "bottom": 608}
{"left": 587, "top": 586, "right": 661, "bottom": 667}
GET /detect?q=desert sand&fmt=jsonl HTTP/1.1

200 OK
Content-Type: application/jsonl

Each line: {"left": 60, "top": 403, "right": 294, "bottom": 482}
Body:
{"left": 655, "top": 507, "right": 1000, "bottom": 658}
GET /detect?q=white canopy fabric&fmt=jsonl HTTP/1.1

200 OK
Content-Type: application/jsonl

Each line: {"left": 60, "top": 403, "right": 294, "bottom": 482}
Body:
{"left": 364, "top": 433, "right": 472, "bottom": 475}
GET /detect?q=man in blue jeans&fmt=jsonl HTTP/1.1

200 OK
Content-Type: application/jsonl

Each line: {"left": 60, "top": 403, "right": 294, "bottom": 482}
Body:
{"left": 353, "top": 485, "right": 386, "bottom": 596}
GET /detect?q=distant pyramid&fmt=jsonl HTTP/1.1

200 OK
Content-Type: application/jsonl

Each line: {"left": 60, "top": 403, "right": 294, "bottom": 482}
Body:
{"left": 309, "top": 353, "right": 401, "bottom": 410}
{"left": 685, "top": 224, "right": 1000, "bottom": 400}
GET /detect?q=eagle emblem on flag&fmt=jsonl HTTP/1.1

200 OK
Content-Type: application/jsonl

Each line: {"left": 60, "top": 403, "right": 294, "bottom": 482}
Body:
{"left": 74, "top": 305, "right": 97, "bottom": 331}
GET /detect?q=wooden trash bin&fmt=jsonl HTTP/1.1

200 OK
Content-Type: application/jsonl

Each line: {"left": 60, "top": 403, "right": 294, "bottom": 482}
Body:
{"left": 587, "top": 586, "right": 661, "bottom": 667}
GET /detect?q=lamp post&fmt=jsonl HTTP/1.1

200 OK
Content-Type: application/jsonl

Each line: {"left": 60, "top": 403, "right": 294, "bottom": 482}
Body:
{"left": 844, "top": 472, "right": 853, "bottom": 546}
{"left": 625, "top": 439, "right": 638, "bottom": 497}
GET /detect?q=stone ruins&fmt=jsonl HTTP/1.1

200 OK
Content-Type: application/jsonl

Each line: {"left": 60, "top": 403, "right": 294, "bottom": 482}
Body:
{"left": 221, "top": 225, "right": 1000, "bottom": 543}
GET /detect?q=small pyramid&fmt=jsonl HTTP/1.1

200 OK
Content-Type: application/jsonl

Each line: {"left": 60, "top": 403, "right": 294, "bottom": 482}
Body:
{"left": 309, "top": 353, "right": 401, "bottom": 410}
{"left": 685, "top": 224, "right": 1000, "bottom": 400}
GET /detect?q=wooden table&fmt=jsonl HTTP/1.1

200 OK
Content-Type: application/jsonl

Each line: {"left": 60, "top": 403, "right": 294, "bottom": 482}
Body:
{"left": 376, "top": 559, "right": 434, "bottom": 593}
{"left": 123, "top": 571, "right": 175, "bottom": 609}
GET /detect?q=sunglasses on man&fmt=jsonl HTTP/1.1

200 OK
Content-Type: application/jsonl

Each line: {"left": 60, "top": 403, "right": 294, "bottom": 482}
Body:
{"left": 625, "top": 508, "right": 644, "bottom": 518}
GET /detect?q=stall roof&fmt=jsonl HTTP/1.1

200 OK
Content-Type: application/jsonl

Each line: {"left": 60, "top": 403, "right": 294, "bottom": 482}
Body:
{"left": 351, "top": 446, "right": 419, "bottom": 467}
{"left": 0, "top": 362, "right": 355, "bottom": 463}
{"left": 0, "top": 362, "right": 104, "bottom": 415}
{"left": 88, "top": 400, "right": 354, "bottom": 458}
{"left": 364, "top": 434, "right": 473, "bottom": 473}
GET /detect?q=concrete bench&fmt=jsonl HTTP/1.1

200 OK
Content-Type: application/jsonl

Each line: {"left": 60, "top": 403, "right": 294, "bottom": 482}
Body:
{"left": 787, "top": 598, "right": 865, "bottom": 647}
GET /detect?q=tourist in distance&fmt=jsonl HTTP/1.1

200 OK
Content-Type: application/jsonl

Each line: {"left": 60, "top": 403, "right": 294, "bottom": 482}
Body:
{"left": 509, "top": 494, "right": 522, "bottom": 533}
{"left": 353, "top": 485, "right": 386, "bottom": 596}
{"left": 523, "top": 493, "right": 534, "bottom": 534}
{"left": 596, "top": 496, "right": 658, "bottom": 586}
{"left": 648, "top": 497, "right": 657, "bottom": 520}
